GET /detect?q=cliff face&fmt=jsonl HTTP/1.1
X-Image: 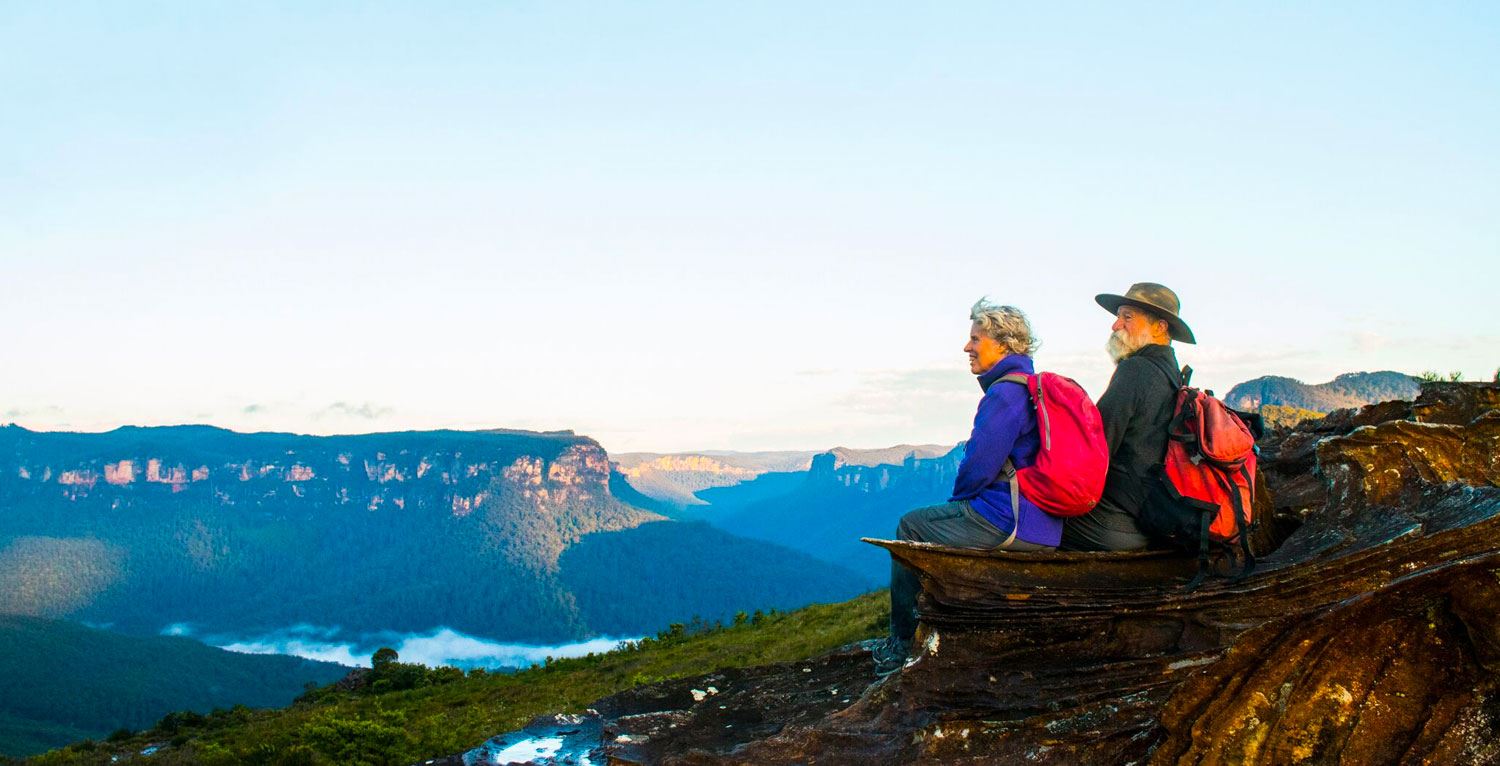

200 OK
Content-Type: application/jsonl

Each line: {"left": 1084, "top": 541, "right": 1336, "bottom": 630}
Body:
{"left": 615, "top": 454, "right": 772, "bottom": 507}
{"left": 0, "top": 425, "right": 876, "bottom": 644}
{"left": 482, "top": 382, "right": 1500, "bottom": 764}
{"left": 701, "top": 446, "right": 964, "bottom": 584}
{"left": 0, "top": 426, "right": 658, "bottom": 640}
{"left": 0, "top": 426, "right": 620, "bottom": 525}
{"left": 0, "top": 426, "right": 650, "bottom": 570}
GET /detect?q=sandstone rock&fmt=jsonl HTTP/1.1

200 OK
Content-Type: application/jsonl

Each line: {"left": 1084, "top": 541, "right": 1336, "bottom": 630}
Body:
{"left": 1411, "top": 380, "right": 1500, "bottom": 425}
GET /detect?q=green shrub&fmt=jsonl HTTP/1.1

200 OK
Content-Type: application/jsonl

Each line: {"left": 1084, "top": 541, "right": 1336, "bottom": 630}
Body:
{"left": 300, "top": 709, "right": 410, "bottom": 766}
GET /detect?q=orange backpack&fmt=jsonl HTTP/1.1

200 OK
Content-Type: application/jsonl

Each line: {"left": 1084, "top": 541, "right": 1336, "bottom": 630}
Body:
{"left": 1139, "top": 364, "right": 1258, "bottom": 588}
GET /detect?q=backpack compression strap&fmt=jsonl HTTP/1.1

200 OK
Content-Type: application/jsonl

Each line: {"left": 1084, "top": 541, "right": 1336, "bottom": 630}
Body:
{"left": 992, "top": 372, "right": 1031, "bottom": 549}
{"left": 997, "top": 460, "right": 1021, "bottom": 549}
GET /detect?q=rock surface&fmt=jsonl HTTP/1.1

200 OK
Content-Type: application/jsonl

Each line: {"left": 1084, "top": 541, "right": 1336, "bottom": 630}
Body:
{"left": 459, "top": 382, "right": 1500, "bottom": 765}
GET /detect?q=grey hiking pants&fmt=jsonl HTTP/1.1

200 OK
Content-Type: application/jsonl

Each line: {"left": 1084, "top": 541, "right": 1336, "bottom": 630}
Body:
{"left": 1059, "top": 504, "right": 1152, "bottom": 552}
{"left": 890, "top": 500, "right": 1050, "bottom": 643}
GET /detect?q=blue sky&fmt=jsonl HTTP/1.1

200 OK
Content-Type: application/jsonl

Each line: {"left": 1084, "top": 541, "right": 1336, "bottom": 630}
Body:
{"left": 3, "top": 2, "right": 1497, "bottom": 452}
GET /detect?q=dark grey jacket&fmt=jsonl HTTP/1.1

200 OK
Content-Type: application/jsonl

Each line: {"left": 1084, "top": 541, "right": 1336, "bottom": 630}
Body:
{"left": 1094, "top": 343, "right": 1182, "bottom": 520}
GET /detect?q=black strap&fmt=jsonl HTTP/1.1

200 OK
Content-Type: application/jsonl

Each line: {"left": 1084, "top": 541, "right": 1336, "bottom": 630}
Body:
{"left": 1185, "top": 510, "right": 1212, "bottom": 591}
{"left": 1235, "top": 464, "right": 1257, "bottom": 579}
{"left": 1203, "top": 466, "right": 1256, "bottom": 584}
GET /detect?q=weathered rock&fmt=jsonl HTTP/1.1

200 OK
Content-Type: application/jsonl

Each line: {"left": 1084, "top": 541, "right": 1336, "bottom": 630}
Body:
{"left": 453, "top": 383, "right": 1500, "bottom": 765}
{"left": 1257, "top": 383, "right": 1499, "bottom": 522}
{"left": 1411, "top": 381, "right": 1500, "bottom": 426}
{"left": 1256, "top": 398, "right": 1414, "bottom": 519}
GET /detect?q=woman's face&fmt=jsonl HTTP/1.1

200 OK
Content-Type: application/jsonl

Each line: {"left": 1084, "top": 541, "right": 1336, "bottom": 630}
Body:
{"left": 964, "top": 321, "right": 1007, "bottom": 375}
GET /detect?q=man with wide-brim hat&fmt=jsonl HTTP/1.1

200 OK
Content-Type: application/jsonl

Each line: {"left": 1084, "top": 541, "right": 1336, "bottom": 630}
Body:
{"left": 1061, "top": 282, "right": 1194, "bottom": 552}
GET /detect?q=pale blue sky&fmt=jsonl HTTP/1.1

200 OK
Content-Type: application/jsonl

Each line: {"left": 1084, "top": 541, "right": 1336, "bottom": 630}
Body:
{"left": 3, "top": 2, "right": 1497, "bottom": 452}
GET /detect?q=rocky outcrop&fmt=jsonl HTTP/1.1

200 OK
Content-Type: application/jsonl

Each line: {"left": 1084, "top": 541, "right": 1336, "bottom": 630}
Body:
{"left": 1257, "top": 381, "right": 1499, "bottom": 524}
{"left": 475, "top": 382, "right": 1500, "bottom": 764}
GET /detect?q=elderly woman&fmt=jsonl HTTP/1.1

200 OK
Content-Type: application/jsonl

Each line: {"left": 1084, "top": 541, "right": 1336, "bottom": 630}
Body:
{"left": 873, "top": 298, "right": 1060, "bottom": 673}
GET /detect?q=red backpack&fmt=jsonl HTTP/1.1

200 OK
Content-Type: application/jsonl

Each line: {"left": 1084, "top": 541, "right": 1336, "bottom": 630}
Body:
{"left": 1139, "top": 364, "right": 1259, "bottom": 587}
{"left": 998, "top": 372, "right": 1109, "bottom": 517}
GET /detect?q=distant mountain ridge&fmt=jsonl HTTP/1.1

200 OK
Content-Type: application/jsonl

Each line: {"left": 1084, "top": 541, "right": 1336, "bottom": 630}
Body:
{"left": 615, "top": 444, "right": 951, "bottom": 508}
{"left": 0, "top": 424, "right": 866, "bottom": 644}
{"left": 1224, "top": 371, "right": 1420, "bottom": 412}
{"left": 693, "top": 445, "right": 965, "bottom": 583}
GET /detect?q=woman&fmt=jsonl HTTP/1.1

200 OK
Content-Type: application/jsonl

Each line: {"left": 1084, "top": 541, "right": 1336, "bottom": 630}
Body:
{"left": 873, "top": 298, "right": 1060, "bottom": 674}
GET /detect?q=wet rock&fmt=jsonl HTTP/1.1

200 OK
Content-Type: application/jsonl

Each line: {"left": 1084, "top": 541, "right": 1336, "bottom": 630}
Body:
{"left": 595, "top": 648, "right": 878, "bottom": 765}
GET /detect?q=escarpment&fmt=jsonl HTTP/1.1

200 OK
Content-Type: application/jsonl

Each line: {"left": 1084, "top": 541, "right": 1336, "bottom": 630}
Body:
{"left": 469, "top": 382, "right": 1500, "bottom": 765}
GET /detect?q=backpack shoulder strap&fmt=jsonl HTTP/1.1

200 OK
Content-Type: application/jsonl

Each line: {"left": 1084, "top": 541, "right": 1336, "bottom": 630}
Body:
{"left": 1140, "top": 354, "right": 1186, "bottom": 391}
{"left": 995, "top": 374, "right": 1034, "bottom": 530}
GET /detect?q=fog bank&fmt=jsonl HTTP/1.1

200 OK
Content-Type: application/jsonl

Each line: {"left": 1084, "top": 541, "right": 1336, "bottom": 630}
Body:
{"left": 162, "top": 623, "right": 638, "bottom": 669}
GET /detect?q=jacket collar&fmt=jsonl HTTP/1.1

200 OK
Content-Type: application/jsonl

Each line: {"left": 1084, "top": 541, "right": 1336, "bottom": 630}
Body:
{"left": 1128, "top": 342, "right": 1176, "bottom": 361}
{"left": 1125, "top": 342, "right": 1182, "bottom": 385}
{"left": 977, "top": 354, "right": 1034, "bottom": 393}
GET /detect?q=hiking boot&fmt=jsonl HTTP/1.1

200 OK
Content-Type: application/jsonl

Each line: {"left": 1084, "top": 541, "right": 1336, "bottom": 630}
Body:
{"left": 869, "top": 637, "right": 911, "bottom": 676}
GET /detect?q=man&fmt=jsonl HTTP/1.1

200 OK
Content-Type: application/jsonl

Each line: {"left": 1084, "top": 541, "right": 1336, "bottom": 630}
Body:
{"left": 1061, "top": 282, "right": 1195, "bottom": 552}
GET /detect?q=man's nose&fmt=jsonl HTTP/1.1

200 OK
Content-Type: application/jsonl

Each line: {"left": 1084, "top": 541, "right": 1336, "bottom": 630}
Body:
{"left": 1112, "top": 317, "right": 1125, "bottom": 332}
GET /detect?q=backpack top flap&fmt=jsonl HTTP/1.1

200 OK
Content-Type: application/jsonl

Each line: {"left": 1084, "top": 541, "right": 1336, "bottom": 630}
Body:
{"left": 1183, "top": 389, "right": 1256, "bottom": 465}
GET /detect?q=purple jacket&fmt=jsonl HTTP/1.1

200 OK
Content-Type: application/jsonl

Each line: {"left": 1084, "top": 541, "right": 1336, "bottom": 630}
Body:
{"left": 949, "top": 354, "right": 1062, "bottom": 547}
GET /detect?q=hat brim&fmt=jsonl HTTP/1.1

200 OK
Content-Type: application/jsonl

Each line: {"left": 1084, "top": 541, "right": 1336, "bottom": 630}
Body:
{"left": 1095, "top": 294, "right": 1196, "bottom": 344}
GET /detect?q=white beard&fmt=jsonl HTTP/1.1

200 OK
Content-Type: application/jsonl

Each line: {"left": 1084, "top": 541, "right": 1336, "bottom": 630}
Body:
{"left": 1106, "top": 329, "right": 1152, "bottom": 364}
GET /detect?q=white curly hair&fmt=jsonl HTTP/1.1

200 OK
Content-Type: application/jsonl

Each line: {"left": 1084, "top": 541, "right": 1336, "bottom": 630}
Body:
{"left": 970, "top": 298, "right": 1040, "bottom": 356}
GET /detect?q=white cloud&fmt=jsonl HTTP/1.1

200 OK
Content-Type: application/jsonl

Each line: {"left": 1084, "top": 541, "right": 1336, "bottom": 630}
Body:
{"left": 202, "top": 624, "right": 641, "bottom": 669}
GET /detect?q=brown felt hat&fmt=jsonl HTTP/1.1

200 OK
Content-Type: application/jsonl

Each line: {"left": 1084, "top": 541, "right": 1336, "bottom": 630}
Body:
{"left": 1095, "top": 282, "right": 1196, "bottom": 344}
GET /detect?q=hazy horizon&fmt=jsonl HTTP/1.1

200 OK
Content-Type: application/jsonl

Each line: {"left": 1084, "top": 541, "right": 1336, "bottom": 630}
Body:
{"left": 5, "top": 3, "right": 1497, "bottom": 452}
{"left": 0, "top": 364, "right": 1465, "bottom": 454}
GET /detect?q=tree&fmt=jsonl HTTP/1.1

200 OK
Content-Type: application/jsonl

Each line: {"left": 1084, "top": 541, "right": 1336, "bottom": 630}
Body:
{"left": 371, "top": 647, "right": 399, "bottom": 669}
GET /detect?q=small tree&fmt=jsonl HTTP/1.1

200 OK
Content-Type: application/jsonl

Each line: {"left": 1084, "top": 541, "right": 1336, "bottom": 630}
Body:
{"left": 1447, "top": 370, "right": 1464, "bottom": 382}
{"left": 371, "top": 647, "right": 399, "bottom": 669}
